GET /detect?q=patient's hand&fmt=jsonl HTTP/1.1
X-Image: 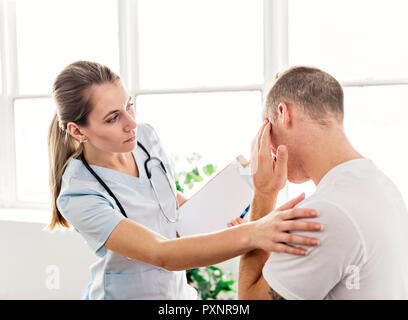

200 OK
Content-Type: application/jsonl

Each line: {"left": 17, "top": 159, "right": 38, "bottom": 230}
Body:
{"left": 227, "top": 217, "right": 248, "bottom": 227}
{"left": 250, "top": 120, "right": 287, "bottom": 197}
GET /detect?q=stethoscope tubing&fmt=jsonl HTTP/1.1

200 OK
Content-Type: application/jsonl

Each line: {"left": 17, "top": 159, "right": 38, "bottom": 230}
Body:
{"left": 80, "top": 140, "right": 181, "bottom": 223}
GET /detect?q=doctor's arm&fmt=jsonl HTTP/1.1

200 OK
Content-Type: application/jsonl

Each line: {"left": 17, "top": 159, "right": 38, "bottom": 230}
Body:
{"left": 104, "top": 121, "right": 321, "bottom": 272}
{"left": 104, "top": 200, "right": 320, "bottom": 272}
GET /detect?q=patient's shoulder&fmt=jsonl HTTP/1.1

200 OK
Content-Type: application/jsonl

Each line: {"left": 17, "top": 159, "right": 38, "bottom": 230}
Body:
{"left": 298, "top": 196, "right": 357, "bottom": 225}
{"left": 296, "top": 196, "right": 365, "bottom": 252}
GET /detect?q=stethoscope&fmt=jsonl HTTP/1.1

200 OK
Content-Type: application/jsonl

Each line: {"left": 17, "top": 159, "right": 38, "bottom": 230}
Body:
{"left": 80, "top": 141, "right": 181, "bottom": 224}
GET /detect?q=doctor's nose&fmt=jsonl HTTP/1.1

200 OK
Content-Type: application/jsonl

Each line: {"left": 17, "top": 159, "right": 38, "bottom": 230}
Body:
{"left": 124, "top": 115, "right": 137, "bottom": 132}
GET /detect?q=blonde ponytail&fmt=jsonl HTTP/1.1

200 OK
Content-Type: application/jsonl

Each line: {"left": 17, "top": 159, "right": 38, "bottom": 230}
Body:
{"left": 46, "top": 113, "right": 84, "bottom": 230}
{"left": 46, "top": 60, "right": 120, "bottom": 230}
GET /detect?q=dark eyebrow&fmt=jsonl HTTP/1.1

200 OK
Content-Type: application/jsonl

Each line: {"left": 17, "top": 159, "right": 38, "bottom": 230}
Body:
{"left": 103, "top": 96, "right": 131, "bottom": 120}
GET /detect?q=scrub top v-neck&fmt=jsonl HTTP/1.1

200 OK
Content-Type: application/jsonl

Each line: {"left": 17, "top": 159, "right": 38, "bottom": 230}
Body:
{"left": 56, "top": 123, "right": 197, "bottom": 300}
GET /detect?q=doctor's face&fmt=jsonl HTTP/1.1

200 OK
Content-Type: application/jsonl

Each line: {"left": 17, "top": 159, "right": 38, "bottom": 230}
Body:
{"left": 82, "top": 81, "right": 137, "bottom": 153}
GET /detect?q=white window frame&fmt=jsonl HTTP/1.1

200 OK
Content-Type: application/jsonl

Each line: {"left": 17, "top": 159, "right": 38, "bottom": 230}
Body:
{"left": 2, "top": 0, "right": 406, "bottom": 216}
{"left": 0, "top": 0, "right": 18, "bottom": 210}
{"left": 0, "top": 0, "right": 265, "bottom": 214}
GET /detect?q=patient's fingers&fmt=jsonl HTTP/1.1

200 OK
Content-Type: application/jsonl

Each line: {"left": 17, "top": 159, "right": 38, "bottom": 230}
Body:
{"left": 250, "top": 120, "right": 269, "bottom": 175}
{"left": 259, "top": 122, "right": 273, "bottom": 160}
{"left": 273, "top": 145, "right": 288, "bottom": 186}
{"left": 256, "top": 120, "right": 269, "bottom": 154}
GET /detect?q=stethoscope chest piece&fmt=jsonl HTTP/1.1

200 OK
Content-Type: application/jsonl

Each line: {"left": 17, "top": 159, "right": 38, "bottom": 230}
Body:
{"left": 137, "top": 141, "right": 181, "bottom": 224}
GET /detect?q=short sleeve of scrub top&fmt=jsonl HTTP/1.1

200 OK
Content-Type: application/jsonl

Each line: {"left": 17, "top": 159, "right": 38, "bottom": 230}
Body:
{"left": 56, "top": 122, "right": 175, "bottom": 256}
{"left": 56, "top": 178, "right": 125, "bottom": 255}
{"left": 56, "top": 123, "right": 197, "bottom": 300}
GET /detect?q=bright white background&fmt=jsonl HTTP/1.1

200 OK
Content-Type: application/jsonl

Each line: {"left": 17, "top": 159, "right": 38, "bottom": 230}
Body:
{"left": 2, "top": 0, "right": 407, "bottom": 208}
{"left": 1, "top": 0, "right": 408, "bottom": 299}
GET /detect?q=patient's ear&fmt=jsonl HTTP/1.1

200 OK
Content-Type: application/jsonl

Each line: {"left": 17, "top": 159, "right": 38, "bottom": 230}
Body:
{"left": 277, "top": 102, "right": 292, "bottom": 128}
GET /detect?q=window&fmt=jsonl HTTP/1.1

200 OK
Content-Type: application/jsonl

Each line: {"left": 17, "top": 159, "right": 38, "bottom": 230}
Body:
{"left": 14, "top": 98, "right": 54, "bottom": 203}
{"left": 15, "top": 0, "right": 119, "bottom": 94}
{"left": 1, "top": 0, "right": 265, "bottom": 211}
{"left": 287, "top": 0, "right": 408, "bottom": 205}
{"left": 0, "top": 50, "right": 2, "bottom": 96}
{"left": 4, "top": 0, "right": 406, "bottom": 215}
{"left": 288, "top": 0, "right": 408, "bottom": 81}
{"left": 136, "top": 0, "right": 264, "bottom": 196}
{"left": 0, "top": 3, "right": 4, "bottom": 96}
{"left": 343, "top": 85, "right": 408, "bottom": 204}
{"left": 0, "top": 0, "right": 119, "bottom": 208}
{"left": 137, "top": 0, "right": 263, "bottom": 89}
{"left": 136, "top": 91, "right": 262, "bottom": 196}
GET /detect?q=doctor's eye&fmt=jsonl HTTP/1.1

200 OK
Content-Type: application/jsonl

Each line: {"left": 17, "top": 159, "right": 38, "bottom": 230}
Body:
{"left": 107, "top": 114, "right": 119, "bottom": 123}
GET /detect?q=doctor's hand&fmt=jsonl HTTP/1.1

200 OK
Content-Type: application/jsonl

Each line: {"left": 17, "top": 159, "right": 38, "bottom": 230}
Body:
{"left": 250, "top": 120, "right": 287, "bottom": 197}
{"left": 250, "top": 194, "right": 322, "bottom": 255}
{"left": 227, "top": 192, "right": 307, "bottom": 228}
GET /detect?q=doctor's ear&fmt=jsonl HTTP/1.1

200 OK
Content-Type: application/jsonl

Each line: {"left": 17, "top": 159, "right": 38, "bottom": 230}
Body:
{"left": 66, "top": 122, "right": 87, "bottom": 142}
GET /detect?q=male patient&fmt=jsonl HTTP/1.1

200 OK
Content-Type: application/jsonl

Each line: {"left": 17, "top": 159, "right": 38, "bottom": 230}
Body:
{"left": 239, "top": 66, "right": 408, "bottom": 299}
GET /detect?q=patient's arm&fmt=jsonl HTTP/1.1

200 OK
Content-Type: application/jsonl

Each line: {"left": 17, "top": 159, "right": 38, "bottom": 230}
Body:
{"left": 268, "top": 287, "right": 285, "bottom": 300}
{"left": 239, "top": 247, "right": 272, "bottom": 299}
{"left": 238, "top": 247, "right": 285, "bottom": 300}
{"left": 238, "top": 193, "right": 318, "bottom": 300}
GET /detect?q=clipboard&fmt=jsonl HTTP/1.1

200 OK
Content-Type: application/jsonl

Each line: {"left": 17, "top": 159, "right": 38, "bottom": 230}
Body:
{"left": 176, "top": 155, "right": 254, "bottom": 237}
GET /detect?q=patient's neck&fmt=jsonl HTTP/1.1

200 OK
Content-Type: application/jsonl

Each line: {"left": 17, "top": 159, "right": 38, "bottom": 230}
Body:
{"left": 300, "top": 126, "right": 364, "bottom": 186}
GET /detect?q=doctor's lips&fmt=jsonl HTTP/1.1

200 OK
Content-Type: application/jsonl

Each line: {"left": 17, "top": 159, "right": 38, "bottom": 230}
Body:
{"left": 124, "top": 135, "right": 136, "bottom": 143}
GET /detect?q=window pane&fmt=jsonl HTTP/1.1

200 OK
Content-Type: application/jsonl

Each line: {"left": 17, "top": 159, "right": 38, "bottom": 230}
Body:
{"left": 0, "top": 49, "right": 2, "bottom": 95}
{"left": 16, "top": 0, "right": 119, "bottom": 94}
{"left": 343, "top": 85, "right": 408, "bottom": 205}
{"left": 288, "top": 0, "right": 408, "bottom": 81}
{"left": 136, "top": 91, "right": 262, "bottom": 197}
{"left": 14, "top": 98, "right": 54, "bottom": 203}
{"left": 289, "top": 85, "right": 408, "bottom": 206}
{"left": 137, "top": 0, "right": 263, "bottom": 89}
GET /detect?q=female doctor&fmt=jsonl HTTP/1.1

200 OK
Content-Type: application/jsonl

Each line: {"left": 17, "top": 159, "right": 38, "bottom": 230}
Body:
{"left": 47, "top": 61, "right": 322, "bottom": 300}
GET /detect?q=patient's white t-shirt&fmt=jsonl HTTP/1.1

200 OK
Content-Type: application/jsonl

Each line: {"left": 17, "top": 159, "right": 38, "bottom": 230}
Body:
{"left": 262, "top": 158, "right": 408, "bottom": 299}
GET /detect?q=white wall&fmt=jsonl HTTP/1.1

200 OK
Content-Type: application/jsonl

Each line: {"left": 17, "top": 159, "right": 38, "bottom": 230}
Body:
{"left": 0, "top": 219, "right": 95, "bottom": 299}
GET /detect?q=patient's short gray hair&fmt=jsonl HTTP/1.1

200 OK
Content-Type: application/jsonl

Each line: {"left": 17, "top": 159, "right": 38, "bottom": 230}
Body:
{"left": 263, "top": 66, "right": 344, "bottom": 125}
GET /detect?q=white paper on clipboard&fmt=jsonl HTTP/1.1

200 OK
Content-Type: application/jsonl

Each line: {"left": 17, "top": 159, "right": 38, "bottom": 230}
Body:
{"left": 176, "top": 155, "right": 254, "bottom": 237}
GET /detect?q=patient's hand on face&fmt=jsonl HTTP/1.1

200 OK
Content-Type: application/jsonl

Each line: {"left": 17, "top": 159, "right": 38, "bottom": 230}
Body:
{"left": 251, "top": 120, "right": 288, "bottom": 197}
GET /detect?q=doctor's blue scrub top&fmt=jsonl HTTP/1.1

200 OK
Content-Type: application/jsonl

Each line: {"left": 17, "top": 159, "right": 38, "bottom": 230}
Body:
{"left": 56, "top": 123, "right": 197, "bottom": 300}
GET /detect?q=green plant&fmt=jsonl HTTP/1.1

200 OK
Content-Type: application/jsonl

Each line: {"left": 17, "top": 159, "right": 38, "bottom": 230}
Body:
{"left": 172, "top": 152, "right": 217, "bottom": 192}
{"left": 186, "top": 266, "right": 237, "bottom": 300}
{"left": 171, "top": 153, "right": 237, "bottom": 300}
